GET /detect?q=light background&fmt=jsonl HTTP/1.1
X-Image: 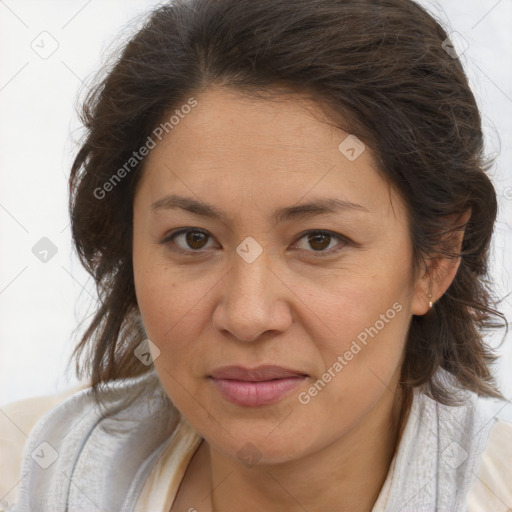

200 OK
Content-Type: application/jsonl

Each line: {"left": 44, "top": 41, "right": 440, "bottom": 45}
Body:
{"left": 0, "top": 0, "right": 511, "bottom": 422}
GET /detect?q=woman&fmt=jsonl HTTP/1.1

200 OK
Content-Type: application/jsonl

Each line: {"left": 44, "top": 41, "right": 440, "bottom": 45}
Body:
{"left": 1, "top": 0, "right": 511, "bottom": 511}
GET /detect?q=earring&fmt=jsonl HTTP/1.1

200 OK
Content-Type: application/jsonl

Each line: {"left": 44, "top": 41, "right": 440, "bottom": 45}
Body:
{"left": 429, "top": 294, "right": 434, "bottom": 310}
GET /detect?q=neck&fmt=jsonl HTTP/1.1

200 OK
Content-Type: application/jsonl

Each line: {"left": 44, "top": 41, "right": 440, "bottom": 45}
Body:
{"left": 206, "top": 385, "right": 411, "bottom": 512}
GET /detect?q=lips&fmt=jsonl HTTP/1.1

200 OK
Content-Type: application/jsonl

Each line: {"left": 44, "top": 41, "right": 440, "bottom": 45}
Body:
{"left": 208, "top": 365, "right": 308, "bottom": 406}
{"left": 210, "top": 365, "right": 307, "bottom": 381}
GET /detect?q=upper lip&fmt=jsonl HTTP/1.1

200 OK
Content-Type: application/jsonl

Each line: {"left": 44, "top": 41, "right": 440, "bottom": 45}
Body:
{"left": 209, "top": 365, "right": 308, "bottom": 382}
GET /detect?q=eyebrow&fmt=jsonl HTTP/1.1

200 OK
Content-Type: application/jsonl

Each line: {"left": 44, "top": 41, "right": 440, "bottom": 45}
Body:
{"left": 150, "top": 194, "right": 369, "bottom": 225}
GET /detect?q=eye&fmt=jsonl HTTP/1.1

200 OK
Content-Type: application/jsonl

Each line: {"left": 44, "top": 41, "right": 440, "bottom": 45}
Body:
{"left": 292, "top": 230, "right": 348, "bottom": 256}
{"left": 160, "top": 228, "right": 216, "bottom": 254}
{"left": 160, "top": 228, "right": 349, "bottom": 256}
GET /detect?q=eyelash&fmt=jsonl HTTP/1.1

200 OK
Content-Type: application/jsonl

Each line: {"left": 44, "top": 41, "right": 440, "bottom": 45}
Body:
{"left": 159, "top": 228, "right": 350, "bottom": 258}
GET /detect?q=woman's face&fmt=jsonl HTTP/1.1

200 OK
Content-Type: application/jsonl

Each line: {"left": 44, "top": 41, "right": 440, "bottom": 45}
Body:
{"left": 132, "top": 87, "right": 428, "bottom": 464}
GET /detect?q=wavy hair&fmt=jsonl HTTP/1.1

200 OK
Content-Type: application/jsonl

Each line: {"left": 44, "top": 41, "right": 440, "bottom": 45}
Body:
{"left": 68, "top": 0, "right": 506, "bottom": 406}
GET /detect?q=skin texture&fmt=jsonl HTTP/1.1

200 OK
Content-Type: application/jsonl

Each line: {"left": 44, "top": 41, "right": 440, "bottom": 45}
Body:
{"left": 132, "top": 87, "right": 463, "bottom": 512}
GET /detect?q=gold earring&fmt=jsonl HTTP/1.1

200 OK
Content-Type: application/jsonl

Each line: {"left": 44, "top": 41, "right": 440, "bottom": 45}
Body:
{"left": 429, "top": 294, "right": 434, "bottom": 310}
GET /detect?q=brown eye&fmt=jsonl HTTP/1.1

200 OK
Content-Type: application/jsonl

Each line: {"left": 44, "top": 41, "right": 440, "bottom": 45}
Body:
{"left": 161, "top": 228, "right": 348, "bottom": 257}
{"left": 307, "top": 233, "right": 331, "bottom": 251}
{"left": 184, "top": 231, "right": 209, "bottom": 249}
{"left": 293, "top": 230, "right": 348, "bottom": 256}
{"left": 161, "top": 228, "right": 215, "bottom": 253}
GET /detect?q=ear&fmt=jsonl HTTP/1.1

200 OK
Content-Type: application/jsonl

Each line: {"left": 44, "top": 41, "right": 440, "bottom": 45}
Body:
{"left": 411, "top": 209, "right": 471, "bottom": 316}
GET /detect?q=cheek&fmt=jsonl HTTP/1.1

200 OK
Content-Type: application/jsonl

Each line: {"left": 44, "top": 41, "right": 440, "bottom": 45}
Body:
{"left": 133, "top": 268, "right": 208, "bottom": 408}
{"left": 133, "top": 233, "right": 200, "bottom": 337}
{"left": 317, "top": 298, "right": 408, "bottom": 399}
{"left": 312, "top": 262, "right": 412, "bottom": 353}
{"left": 132, "top": 255, "right": 220, "bottom": 377}
{"left": 135, "top": 273, "right": 198, "bottom": 345}
{"left": 297, "top": 295, "right": 409, "bottom": 443}
{"left": 305, "top": 263, "right": 412, "bottom": 407}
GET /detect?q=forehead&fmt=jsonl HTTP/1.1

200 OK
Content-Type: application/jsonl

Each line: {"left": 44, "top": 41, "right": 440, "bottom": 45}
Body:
{"left": 148, "top": 87, "right": 369, "bottom": 163}
{"left": 135, "top": 87, "right": 402, "bottom": 222}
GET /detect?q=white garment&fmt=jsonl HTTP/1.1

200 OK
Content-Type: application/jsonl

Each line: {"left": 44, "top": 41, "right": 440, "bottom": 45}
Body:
{"left": 373, "top": 383, "right": 492, "bottom": 511}
{"left": 1, "top": 370, "right": 511, "bottom": 511}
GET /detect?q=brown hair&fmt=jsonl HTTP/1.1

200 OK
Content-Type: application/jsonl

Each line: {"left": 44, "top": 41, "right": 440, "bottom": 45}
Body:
{"left": 69, "top": 0, "right": 506, "bottom": 406}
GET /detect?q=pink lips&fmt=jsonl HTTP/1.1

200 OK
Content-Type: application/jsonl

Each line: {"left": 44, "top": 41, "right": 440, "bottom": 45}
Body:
{"left": 209, "top": 365, "right": 308, "bottom": 407}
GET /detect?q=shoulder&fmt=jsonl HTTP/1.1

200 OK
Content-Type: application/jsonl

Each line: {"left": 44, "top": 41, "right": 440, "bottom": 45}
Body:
{"left": 372, "top": 379, "right": 508, "bottom": 512}
{"left": 0, "top": 385, "right": 88, "bottom": 508}
{"left": 10, "top": 370, "right": 180, "bottom": 512}
{"left": 467, "top": 418, "right": 512, "bottom": 511}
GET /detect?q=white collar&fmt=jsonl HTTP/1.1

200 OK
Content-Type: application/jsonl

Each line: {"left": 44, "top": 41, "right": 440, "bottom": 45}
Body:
{"left": 372, "top": 384, "right": 492, "bottom": 511}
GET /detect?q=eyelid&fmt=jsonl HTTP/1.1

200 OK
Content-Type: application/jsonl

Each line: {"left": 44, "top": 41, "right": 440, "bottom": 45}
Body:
{"left": 291, "top": 230, "right": 350, "bottom": 257}
{"left": 159, "top": 228, "right": 216, "bottom": 254}
{"left": 160, "top": 228, "right": 350, "bottom": 256}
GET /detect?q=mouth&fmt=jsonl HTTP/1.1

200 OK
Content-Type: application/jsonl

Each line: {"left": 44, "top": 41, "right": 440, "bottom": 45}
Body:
{"left": 208, "top": 365, "right": 309, "bottom": 407}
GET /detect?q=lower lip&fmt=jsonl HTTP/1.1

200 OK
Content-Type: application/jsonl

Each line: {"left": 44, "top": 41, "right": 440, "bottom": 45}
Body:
{"left": 210, "top": 376, "right": 307, "bottom": 406}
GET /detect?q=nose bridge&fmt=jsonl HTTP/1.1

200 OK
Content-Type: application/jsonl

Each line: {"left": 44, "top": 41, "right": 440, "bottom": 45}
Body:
{"left": 214, "top": 239, "right": 290, "bottom": 342}
{"left": 231, "top": 238, "right": 272, "bottom": 297}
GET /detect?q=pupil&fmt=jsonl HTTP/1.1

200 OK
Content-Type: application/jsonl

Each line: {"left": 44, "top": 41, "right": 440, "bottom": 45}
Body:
{"left": 309, "top": 234, "right": 329, "bottom": 251}
{"left": 187, "top": 231, "right": 207, "bottom": 249}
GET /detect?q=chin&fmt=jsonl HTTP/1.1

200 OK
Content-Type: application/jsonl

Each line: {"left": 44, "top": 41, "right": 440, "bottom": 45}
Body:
{"left": 218, "top": 437, "right": 304, "bottom": 467}
{"left": 201, "top": 415, "right": 322, "bottom": 467}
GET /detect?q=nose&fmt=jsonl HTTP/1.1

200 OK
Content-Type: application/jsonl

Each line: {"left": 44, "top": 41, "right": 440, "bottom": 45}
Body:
{"left": 211, "top": 247, "right": 292, "bottom": 343}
